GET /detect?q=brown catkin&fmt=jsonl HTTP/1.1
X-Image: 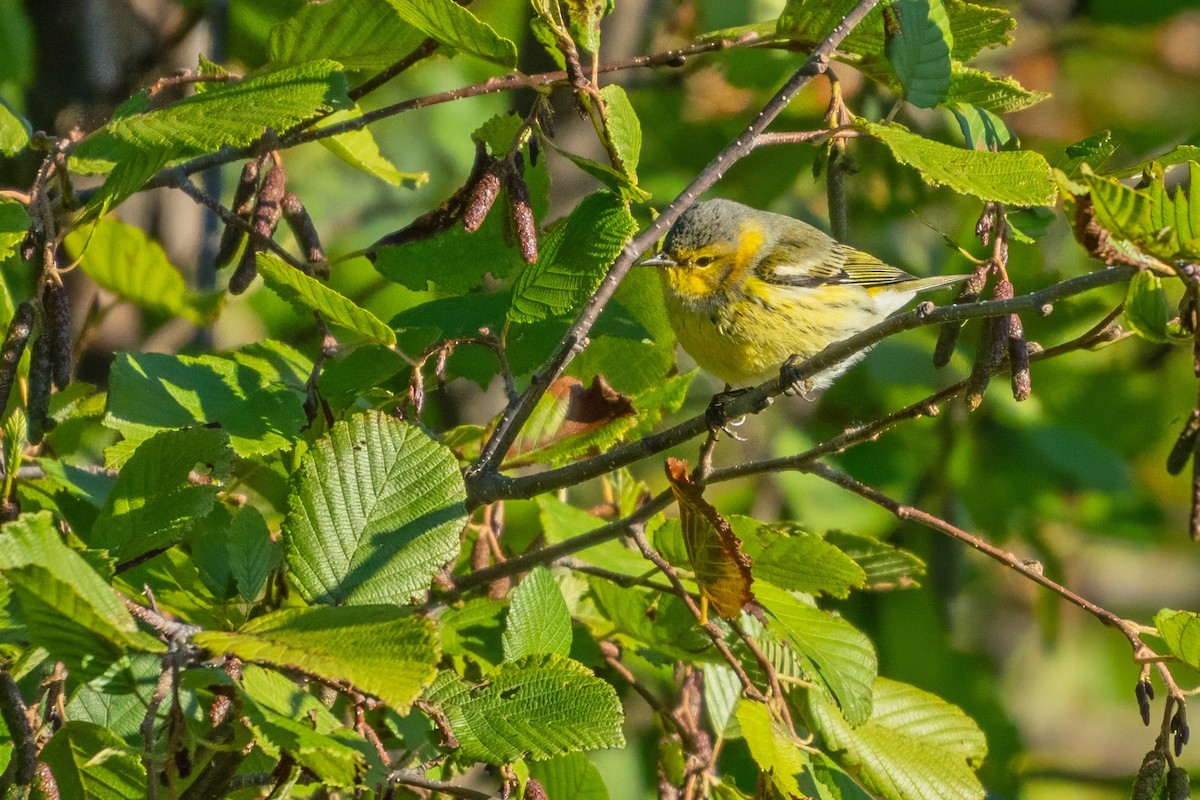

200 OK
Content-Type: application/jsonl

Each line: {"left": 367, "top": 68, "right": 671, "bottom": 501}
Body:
{"left": 214, "top": 158, "right": 263, "bottom": 269}
{"left": 281, "top": 192, "right": 328, "bottom": 277}
{"left": 933, "top": 266, "right": 990, "bottom": 368}
{"left": 26, "top": 329, "right": 53, "bottom": 445}
{"left": 462, "top": 165, "right": 503, "bottom": 233}
{"left": 965, "top": 279, "right": 1013, "bottom": 410}
{"left": 506, "top": 166, "right": 538, "bottom": 264}
{"left": 1008, "top": 313, "right": 1030, "bottom": 401}
{"left": 1168, "top": 408, "right": 1200, "bottom": 476}
{"left": 229, "top": 162, "right": 286, "bottom": 295}
{"left": 43, "top": 279, "right": 73, "bottom": 390}
{"left": 0, "top": 303, "right": 34, "bottom": 420}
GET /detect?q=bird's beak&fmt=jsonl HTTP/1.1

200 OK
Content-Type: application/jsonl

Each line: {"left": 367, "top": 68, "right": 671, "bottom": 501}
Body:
{"left": 639, "top": 251, "right": 677, "bottom": 268}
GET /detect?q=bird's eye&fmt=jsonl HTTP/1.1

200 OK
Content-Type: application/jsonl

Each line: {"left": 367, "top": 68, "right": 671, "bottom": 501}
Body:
{"left": 694, "top": 255, "right": 715, "bottom": 267}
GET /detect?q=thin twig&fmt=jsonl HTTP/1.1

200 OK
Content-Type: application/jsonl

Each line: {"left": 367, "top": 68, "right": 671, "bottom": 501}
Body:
{"left": 628, "top": 527, "right": 766, "bottom": 703}
{"left": 388, "top": 769, "right": 494, "bottom": 800}
{"left": 466, "top": 0, "right": 883, "bottom": 484}
{"left": 349, "top": 39, "right": 442, "bottom": 101}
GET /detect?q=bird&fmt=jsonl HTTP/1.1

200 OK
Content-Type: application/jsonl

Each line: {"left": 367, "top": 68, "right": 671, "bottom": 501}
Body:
{"left": 641, "top": 198, "right": 967, "bottom": 393}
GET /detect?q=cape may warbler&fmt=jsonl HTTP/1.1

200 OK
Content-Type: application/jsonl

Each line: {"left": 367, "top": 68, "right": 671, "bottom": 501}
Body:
{"left": 642, "top": 199, "right": 967, "bottom": 391}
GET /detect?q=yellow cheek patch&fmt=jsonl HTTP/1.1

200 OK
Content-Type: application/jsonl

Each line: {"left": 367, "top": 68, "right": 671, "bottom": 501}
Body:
{"left": 730, "top": 222, "right": 765, "bottom": 282}
{"left": 666, "top": 266, "right": 717, "bottom": 300}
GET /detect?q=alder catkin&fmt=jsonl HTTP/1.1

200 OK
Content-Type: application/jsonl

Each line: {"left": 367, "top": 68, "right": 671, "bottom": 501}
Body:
{"left": 214, "top": 158, "right": 263, "bottom": 269}
{"left": 229, "top": 161, "right": 286, "bottom": 295}
{"left": 26, "top": 329, "right": 53, "bottom": 445}
{"left": 462, "top": 165, "right": 503, "bottom": 233}
{"left": 43, "top": 279, "right": 73, "bottom": 390}
{"left": 0, "top": 303, "right": 34, "bottom": 420}
{"left": 505, "top": 163, "right": 538, "bottom": 264}
{"left": 965, "top": 279, "right": 1013, "bottom": 410}
{"left": 933, "top": 266, "right": 989, "bottom": 368}
{"left": 281, "top": 192, "right": 328, "bottom": 277}
{"left": 1008, "top": 313, "right": 1030, "bottom": 401}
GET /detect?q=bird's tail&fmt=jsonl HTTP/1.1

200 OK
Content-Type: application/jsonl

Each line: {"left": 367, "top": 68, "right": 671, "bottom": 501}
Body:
{"left": 900, "top": 273, "right": 973, "bottom": 294}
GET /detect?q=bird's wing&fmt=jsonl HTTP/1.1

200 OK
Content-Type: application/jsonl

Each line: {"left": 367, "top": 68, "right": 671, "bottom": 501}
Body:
{"left": 757, "top": 235, "right": 918, "bottom": 288}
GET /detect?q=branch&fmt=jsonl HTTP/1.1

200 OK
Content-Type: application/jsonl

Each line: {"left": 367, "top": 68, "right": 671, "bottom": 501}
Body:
{"left": 0, "top": 667, "right": 37, "bottom": 790}
{"left": 465, "top": 0, "right": 884, "bottom": 484}
{"left": 469, "top": 266, "right": 1135, "bottom": 507}
{"left": 388, "top": 769, "right": 494, "bottom": 800}
{"left": 805, "top": 459, "right": 1190, "bottom": 745}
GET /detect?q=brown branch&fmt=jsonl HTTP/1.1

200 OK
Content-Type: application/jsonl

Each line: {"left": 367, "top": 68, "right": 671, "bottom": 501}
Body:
{"left": 349, "top": 39, "right": 442, "bottom": 101}
{"left": 466, "top": 0, "right": 883, "bottom": 484}
{"left": 388, "top": 769, "right": 494, "bottom": 800}
{"left": 804, "top": 460, "right": 1189, "bottom": 739}
{"left": 0, "top": 667, "right": 38, "bottom": 790}
{"left": 471, "top": 266, "right": 1135, "bottom": 507}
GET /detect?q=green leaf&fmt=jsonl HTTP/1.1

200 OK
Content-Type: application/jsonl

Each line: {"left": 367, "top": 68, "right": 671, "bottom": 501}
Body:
{"left": 74, "top": 60, "right": 352, "bottom": 217}
{"left": 752, "top": 529, "right": 866, "bottom": 599}
{"left": 40, "top": 721, "right": 146, "bottom": 799}
{"left": 885, "top": 0, "right": 954, "bottom": 109}
{"left": 1061, "top": 130, "right": 1116, "bottom": 174}
{"left": 859, "top": 120, "right": 1056, "bottom": 206}
{"left": 528, "top": 752, "right": 611, "bottom": 800}
{"left": 317, "top": 105, "right": 430, "bottom": 187}
{"left": 0, "top": 198, "right": 30, "bottom": 261}
{"left": 90, "top": 427, "right": 232, "bottom": 560}
{"left": 257, "top": 252, "right": 396, "bottom": 345}
{"left": 948, "top": 104, "right": 1013, "bottom": 152}
{"left": 382, "top": 0, "right": 518, "bottom": 68}
{"left": 237, "top": 665, "right": 370, "bottom": 787}
{"left": 269, "top": 0, "right": 427, "bottom": 70}
{"left": 1069, "top": 164, "right": 1152, "bottom": 244}
{"left": 64, "top": 218, "right": 222, "bottom": 325}
{"left": 1155, "top": 609, "right": 1200, "bottom": 670}
{"left": 823, "top": 531, "right": 926, "bottom": 590}
{"left": 509, "top": 192, "right": 637, "bottom": 324}
{"left": 756, "top": 583, "right": 876, "bottom": 726}
{"left": 428, "top": 653, "right": 624, "bottom": 763}
{"left": 563, "top": 0, "right": 613, "bottom": 54}
{"left": 946, "top": 65, "right": 1049, "bottom": 114}
{"left": 808, "top": 677, "right": 987, "bottom": 800}
{"left": 0, "top": 101, "right": 30, "bottom": 156}
{"left": 599, "top": 84, "right": 641, "bottom": 179}
{"left": 506, "top": 376, "right": 637, "bottom": 468}
{"left": 195, "top": 605, "right": 439, "bottom": 710}
{"left": 1124, "top": 271, "right": 1172, "bottom": 344}
{"left": 543, "top": 140, "right": 652, "bottom": 202}
{"left": 502, "top": 566, "right": 572, "bottom": 660}
{"left": 104, "top": 351, "right": 306, "bottom": 466}
{"left": 284, "top": 411, "right": 467, "bottom": 605}
{"left": 737, "top": 700, "right": 807, "bottom": 798}
{"left": 0, "top": 512, "right": 166, "bottom": 680}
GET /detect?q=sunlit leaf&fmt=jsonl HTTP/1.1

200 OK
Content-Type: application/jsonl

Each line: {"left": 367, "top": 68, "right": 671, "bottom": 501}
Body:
{"left": 269, "top": 0, "right": 426, "bottom": 70}
{"left": 284, "top": 411, "right": 467, "bottom": 605}
{"left": 737, "top": 700, "right": 806, "bottom": 798}
{"left": 1124, "top": 271, "right": 1171, "bottom": 344}
{"left": 502, "top": 566, "right": 572, "bottom": 660}
{"left": 257, "top": 252, "right": 396, "bottom": 345}
{"left": 40, "top": 721, "right": 147, "bottom": 799}
{"left": 196, "top": 606, "right": 439, "bottom": 710}
{"left": 382, "top": 0, "right": 518, "bottom": 68}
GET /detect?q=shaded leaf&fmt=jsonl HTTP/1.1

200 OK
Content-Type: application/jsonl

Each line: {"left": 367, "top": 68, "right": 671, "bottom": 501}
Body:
{"left": 90, "top": 427, "right": 232, "bottom": 560}
{"left": 0, "top": 198, "right": 30, "bottom": 261}
{"left": 1155, "top": 609, "right": 1200, "bottom": 670}
{"left": 885, "top": 0, "right": 954, "bottom": 109}
{"left": 284, "top": 411, "right": 467, "bottom": 605}
{"left": 40, "top": 721, "right": 146, "bottom": 799}
{"left": 808, "top": 677, "right": 987, "bottom": 800}
{"left": 528, "top": 752, "right": 611, "bottom": 800}
{"left": 1124, "top": 270, "right": 1172, "bottom": 344}
{"left": 752, "top": 527, "right": 866, "bottom": 599}
{"left": 737, "top": 699, "right": 806, "bottom": 798}
{"left": 0, "top": 513, "right": 165, "bottom": 680}
{"left": 509, "top": 192, "right": 638, "bottom": 324}
{"left": 506, "top": 375, "right": 636, "bottom": 467}
{"left": 0, "top": 101, "right": 30, "bottom": 156}
{"left": 104, "top": 352, "right": 306, "bottom": 466}
{"left": 757, "top": 582, "right": 875, "bottom": 726}
{"left": 64, "top": 218, "right": 221, "bottom": 325}
{"left": 666, "top": 457, "right": 753, "bottom": 620}
{"left": 257, "top": 252, "right": 396, "bottom": 345}
{"left": 317, "top": 105, "right": 429, "bottom": 187}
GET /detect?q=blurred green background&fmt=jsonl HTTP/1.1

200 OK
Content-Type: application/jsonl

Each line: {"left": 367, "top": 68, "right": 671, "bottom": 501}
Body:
{"left": 5, "top": 0, "right": 1200, "bottom": 796}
